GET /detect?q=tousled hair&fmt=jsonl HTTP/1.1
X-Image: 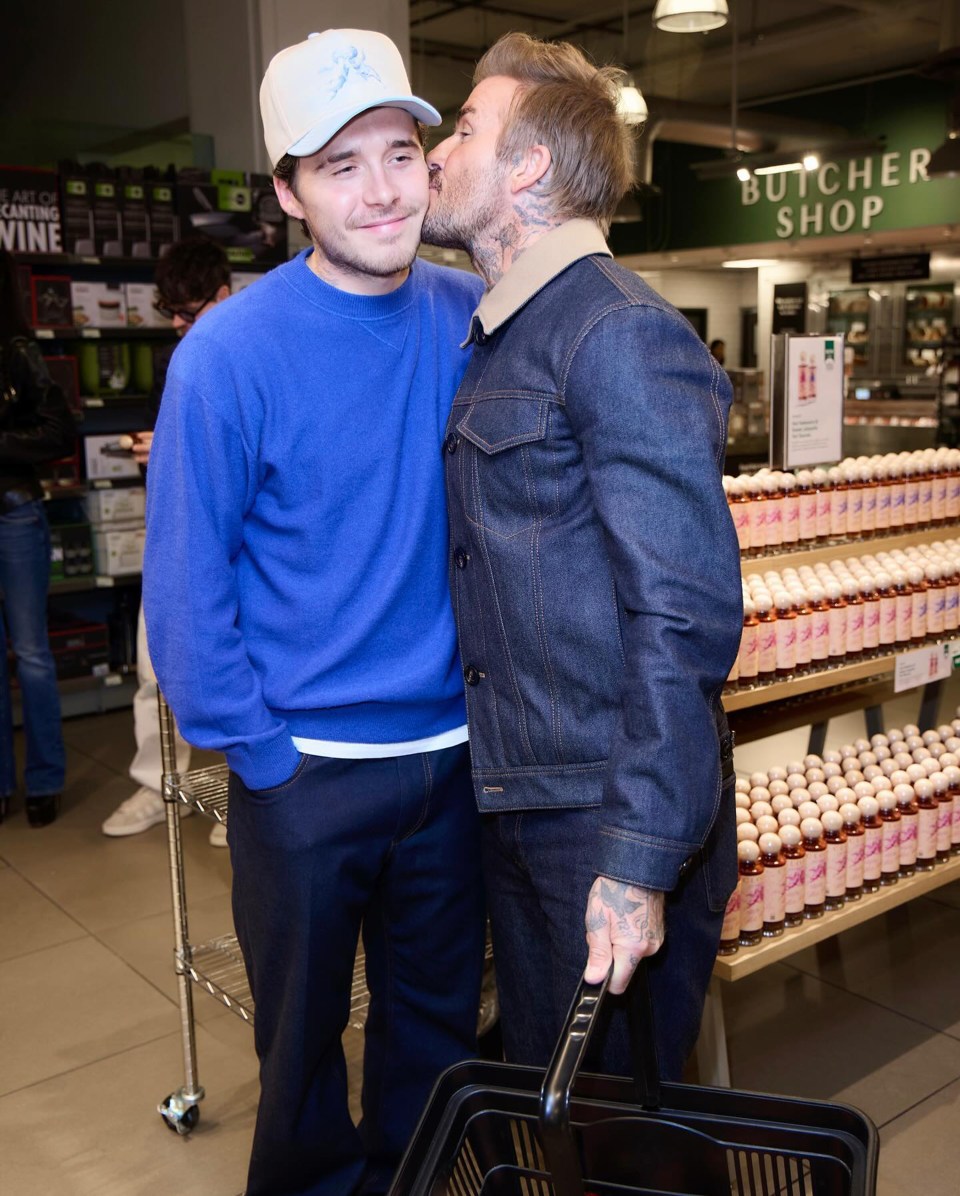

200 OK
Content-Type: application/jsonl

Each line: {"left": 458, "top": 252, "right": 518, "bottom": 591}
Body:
{"left": 155, "top": 237, "right": 230, "bottom": 306}
{"left": 474, "top": 32, "right": 635, "bottom": 233}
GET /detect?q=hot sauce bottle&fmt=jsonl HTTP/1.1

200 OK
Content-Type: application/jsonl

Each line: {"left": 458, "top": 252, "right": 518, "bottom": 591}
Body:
{"left": 860, "top": 577, "right": 881, "bottom": 656}
{"left": 857, "top": 794, "right": 883, "bottom": 893}
{"left": 778, "top": 823, "right": 806, "bottom": 929}
{"left": 907, "top": 565, "right": 929, "bottom": 645}
{"left": 737, "top": 840, "right": 764, "bottom": 948}
{"left": 801, "top": 816, "right": 827, "bottom": 919}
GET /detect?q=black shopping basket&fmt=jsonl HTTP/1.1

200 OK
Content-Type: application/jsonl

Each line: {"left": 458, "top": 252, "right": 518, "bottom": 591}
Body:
{"left": 390, "top": 965, "right": 878, "bottom": 1196}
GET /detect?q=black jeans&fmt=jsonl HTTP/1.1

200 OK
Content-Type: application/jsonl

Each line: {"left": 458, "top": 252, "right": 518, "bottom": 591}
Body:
{"left": 228, "top": 744, "right": 485, "bottom": 1196}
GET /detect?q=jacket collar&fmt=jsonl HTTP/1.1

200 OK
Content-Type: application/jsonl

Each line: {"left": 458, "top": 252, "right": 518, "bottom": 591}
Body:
{"left": 463, "top": 219, "right": 611, "bottom": 347}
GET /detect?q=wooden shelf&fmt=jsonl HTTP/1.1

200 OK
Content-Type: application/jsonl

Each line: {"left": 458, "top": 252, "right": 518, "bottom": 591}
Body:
{"left": 740, "top": 523, "right": 960, "bottom": 574}
{"left": 713, "top": 855, "right": 960, "bottom": 982}
{"left": 724, "top": 654, "right": 896, "bottom": 712}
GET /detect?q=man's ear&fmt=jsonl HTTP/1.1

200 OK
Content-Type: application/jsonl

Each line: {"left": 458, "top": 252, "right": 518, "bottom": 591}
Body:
{"left": 273, "top": 174, "right": 305, "bottom": 221}
{"left": 214, "top": 284, "right": 231, "bottom": 304}
{"left": 508, "top": 144, "right": 552, "bottom": 196}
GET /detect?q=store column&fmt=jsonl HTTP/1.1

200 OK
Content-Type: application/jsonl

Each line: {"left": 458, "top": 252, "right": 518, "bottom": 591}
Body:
{"left": 183, "top": 0, "right": 410, "bottom": 174}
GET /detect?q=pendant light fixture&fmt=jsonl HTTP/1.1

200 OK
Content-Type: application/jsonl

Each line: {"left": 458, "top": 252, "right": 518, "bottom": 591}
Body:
{"left": 653, "top": 1, "right": 729, "bottom": 33}
{"left": 617, "top": 0, "right": 648, "bottom": 125}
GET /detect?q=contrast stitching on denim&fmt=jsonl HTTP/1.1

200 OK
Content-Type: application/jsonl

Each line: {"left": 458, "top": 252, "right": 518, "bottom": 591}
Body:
{"left": 250, "top": 751, "right": 310, "bottom": 796}
{"left": 397, "top": 751, "right": 433, "bottom": 843}
{"left": 559, "top": 302, "right": 634, "bottom": 399}
{"left": 592, "top": 255, "right": 645, "bottom": 304}
{"left": 611, "top": 575, "right": 627, "bottom": 666}
{"left": 453, "top": 389, "right": 558, "bottom": 404}
{"left": 598, "top": 825, "right": 701, "bottom": 852}
{"left": 473, "top": 761, "right": 605, "bottom": 776}
{"left": 530, "top": 513, "right": 565, "bottom": 765}
{"left": 707, "top": 355, "right": 725, "bottom": 468}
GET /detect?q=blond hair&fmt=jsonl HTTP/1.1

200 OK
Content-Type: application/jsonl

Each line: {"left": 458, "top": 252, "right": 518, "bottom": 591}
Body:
{"left": 474, "top": 32, "right": 635, "bottom": 233}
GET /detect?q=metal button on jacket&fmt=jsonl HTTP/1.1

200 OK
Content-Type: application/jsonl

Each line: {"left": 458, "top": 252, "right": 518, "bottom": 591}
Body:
{"left": 445, "top": 433, "right": 459, "bottom": 455}
{"left": 463, "top": 665, "right": 481, "bottom": 686}
{"left": 454, "top": 547, "right": 469, "bottom": 570}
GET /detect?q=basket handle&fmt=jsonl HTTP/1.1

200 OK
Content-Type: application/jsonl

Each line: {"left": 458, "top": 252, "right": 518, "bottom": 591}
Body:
{"left": 538, "top": 962, "right": 662, "bottom": 1196}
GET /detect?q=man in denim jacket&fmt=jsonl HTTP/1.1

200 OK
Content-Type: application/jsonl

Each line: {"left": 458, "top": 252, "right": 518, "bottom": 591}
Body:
{"left": 423, "top": 32, "right": 742, "bottom": 1078}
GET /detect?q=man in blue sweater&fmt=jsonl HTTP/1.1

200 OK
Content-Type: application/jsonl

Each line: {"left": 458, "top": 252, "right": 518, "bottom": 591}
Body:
{"left": 143, "top": 29, "right": 485, "bottom": 1196}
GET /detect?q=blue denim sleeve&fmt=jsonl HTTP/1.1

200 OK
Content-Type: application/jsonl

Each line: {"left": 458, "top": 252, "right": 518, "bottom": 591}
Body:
{"left": 561, "top": 301, "right": 742, "bottom": 891}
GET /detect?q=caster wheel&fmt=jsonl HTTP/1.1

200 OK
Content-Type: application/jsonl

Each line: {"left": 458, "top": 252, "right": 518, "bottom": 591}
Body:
{"left": 159, "top": 1093, "right": 200, "bottom": 1135}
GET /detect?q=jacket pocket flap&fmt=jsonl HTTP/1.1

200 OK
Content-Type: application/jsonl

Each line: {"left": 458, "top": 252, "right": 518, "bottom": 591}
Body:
{"left": 456, "top": 398, "right": 547, "bottom": 455}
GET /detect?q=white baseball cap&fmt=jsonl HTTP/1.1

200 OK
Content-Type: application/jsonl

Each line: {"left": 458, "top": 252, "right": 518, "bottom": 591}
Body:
{"left": 260, "top": 29, "right": 442, "bottom": 167}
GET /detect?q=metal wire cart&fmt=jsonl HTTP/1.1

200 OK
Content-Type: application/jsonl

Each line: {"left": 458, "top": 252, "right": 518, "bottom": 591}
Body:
{"left": 154, "top": 690, "right": 498, "bottom": 1135}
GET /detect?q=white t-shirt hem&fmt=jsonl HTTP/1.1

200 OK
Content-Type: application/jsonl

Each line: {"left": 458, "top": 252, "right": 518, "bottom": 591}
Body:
{"left": 292, "top": 724, "right": 469, "bottom": 760}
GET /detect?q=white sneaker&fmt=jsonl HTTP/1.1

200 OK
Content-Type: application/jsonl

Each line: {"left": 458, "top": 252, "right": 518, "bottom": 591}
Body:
{"left": 208, "top": 821, "right": 228, "bottom": 848}
{"left": 101, "top": 786, "right": 191, "bottom": 837}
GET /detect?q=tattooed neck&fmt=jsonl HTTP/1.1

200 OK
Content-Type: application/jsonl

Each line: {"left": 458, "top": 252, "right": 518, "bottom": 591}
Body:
{"left": 469, "top": 190, "right": 563, "bottom": 287}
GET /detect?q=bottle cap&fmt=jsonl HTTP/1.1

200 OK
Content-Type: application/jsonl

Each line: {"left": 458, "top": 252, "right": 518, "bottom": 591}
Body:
{"left": 821, "top": 809, "right": 844, "bottom": 833}
{"left": 857, "top": 795, "right": 879, "bottom": 819}
{"left": 853, "top": 781, "right": 875, "bottom": 799}
{"left": 785, "top": 760, "right": 805, "bottom": 777}
{"left": 779, "top": 824, "right": 802, "bottom": 849}
{"left": 889, "top": 769, "right": 911, "bottom": 787}
{"left": 827, "top": 776, "right": 847, "bottom": 795}
{"left": 906, "top": 763, "right": 927, "bottom": 783}
{"left": 737, "top": 822, "right": 760, "bottom": 842}
{"left": 800, "top": 817, "right": 824, "bottom": 840}
{"left": 822, "top": 762, "right": 842, "bottom": 778}
{"left": 933, "top": 773, "right": 949, "bottom": 795}
{"left": 771, "top": 794, "right": 795, "bottom": 814}
{"left": 925, "top": 562, "right": 941, "bottom": 583}
{"left": 743, "top": 597, "right": 756, "bottom": 617}
{"left": 786, "top": 772, "right": 807, "bottom": 790}
{"left": 804, "top": 753, "right": 824, "bottom": 769}
{"left": 735, "top": 792, "right": 752, "bottom": 810}
{"left": 825, "top": 580, "right": 842, "bottom": 601}
{"left": 806, "top": 782, "right": 829, "bottom": 800}
{"left": 787, "top": 788, "right": 810, "bottom": 807}
{"left": 843, "top": 770, "right": 865, "bottom": 788}
{"left": 874, "top": 745, "right": 892, "bottom": 762}
{"left": 817, "top": 794, "right": 840, "bottom": 813}
{"left": 738, "top": 839, "right": 761, "bottom": 863}
{"left": 871, "top": 734, "right": 890, "bottom": 747}
{"left": 759, "top": 832, "right": 783, "bottom": 857}
{"left": 905, "top": 735, "right": 924, "bottom": 750}
{"left": 907, "top": 565, "right": 925, "bottom": 586}
{"left": 877, "top": 789, "right": 898, "bottom": 812}
{"left": 756, "top": 815, "right": 780, "bottom": 836}
{"left": 939, "top": 752, "right": 959, "bottom": 769}
{"left": 921, "top": 758, "right": 941, "bottom": 778}
{"left": 858, "top": 751, "right": 878, "bottom": 768}
{"left": 839, "top": 803, "right": 861, "bottom": 826}
{"left": 797, "top": 801, "right": 822, "bottom": 820}
{"left": 928, "top": 744, "right": 945, "bottom": 760}
{"left": 913, "top": 778, "right": 935, "bottom": 801}
{"left": 805, "top": 767, "right": 826, "bottom": 784}
{"left": 736, "top": 807, "right": 752, "bottom": 825}
{"left": 893, "top": 782, "right": 916, "bottom": 804}
{"left": 749, "top": 801, "right": 774, "bottom": 820}
{"left": 862, "top": 765, "right": 883, "bottom": 781}
{"left": 778, "top": 808, "right": 802, "bottom": 828}
{"left": 768, "top": 766, "right": 788, "bottom": 782}
{"left": 911, "top": 747, "right": 931, "bottom": 762}
{"left": 835, "top": 787, "right": 858, "bottom": 806}
{"left": 775, "top": 593, "right": 793, "bottom": 612}
{"left": 880, "top": 759, "right": 898, "bottom": 777}
{"left": 748, "top": 786, "right": 771, "bottom": 804}
{"left": 903, "top": 724, "right": 921, "bottom": 737}
{"left": 875, "top": 570, "right": 892, "bottom": 589}
{"left": 842, "top": 578, "right": 860, "bottom": 599}
{"left": 735, "top": 777, "right": 751, "bottom": 794}
{"left": 822, "top": 750, "right": 842, "bottom": 765}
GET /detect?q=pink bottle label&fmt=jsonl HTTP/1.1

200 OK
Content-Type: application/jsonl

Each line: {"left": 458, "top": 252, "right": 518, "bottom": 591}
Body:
{"left": 784, "top": 495, "right": 800, "bottom": 542}
{"left": 749, "top": 502, "right": 765, "bottom": 543}
{"left": 937, "top": 803, "right": 952, "bottom": 853}
{"left": 881, "top": 822, "right": 900, "bottom": 872}
{"left": 952, "top": 800, "right": 960, "bottom": 846}
{"left": 930, "top": 592, "right": 945, "bottom": 635}
{"left": 905, "top": 482, "right": 920, "bottom": 520}
{"left": 948, "top": 478, "right": 960, "bottom": 518}
{"left": 918, "top": 807, "right": 937, "bottom": 858}
{"left": 848, "top": 606, "right": 864, "bottom": 654}
{"left": 933, "top": 477, "right": 947, "bottom": 518}
{"left": 805, "top": 854, "right": 826, "bottom": 905}
{"left": 899, "top": 814, "right": 918, "bottom": 866}
{"left": 862, "top": 489, "right": 878, "bottom": 531}
{"left": 880, "top": 596, "right": 897, "bottom": 644}
{"left": 799, "top": 494, "right": 817, "bottom": 539}
{"left": 919, "top": 480, "right": 933, "bottom": 524}
{"left": 721, "top": 885, "right": 741, "bottom": 940}
{"left": 775, "top": 621, "right": 797, "bottom": 670}
{"left": 758, "top": 627, "right": 777, "bottom": 674}
{"left": 912, "top": 594, "right": 928, "bottom": 640}
{"left": 816, "top": 493, "right": 831, "bottom": 536}
{"left": 812, "top": 610, "right": 830, "bottom": 659}
{"left": 863, "top": 601, "right": 881, "bottom": 650}
{"left": 846, "top": 835, "right": 865, "bottom": 889}
{"left": 741, "top": 874, "right": 764, "bottom": 931}
{"left": 830, "top": 495, "right": 848, "bottom": 536}
{"left": 847, "top": 489, "right": 863, "bottom": 534}
{"left": 763, "top": 866, "right": 787, "bottom": 924}
{"left": 946, "top": 587, "right": 960, "bottom": 632}
{"left": 733, "top": 506, "right": 751, "bottom": 550}
{"left": 863, "top": 825, "right": 883, "bottom": 880}
{"left": 796, "top": 613, "right": 813, "bottom": 665}
{"left": 828, "top": 606, "right": 846, "bottom": 656}
{"left": 739, "top": 624, "right": 759, "bottom": 678}
{"left": 785, "top": 856, "right": 805, "bottom": 913}
{"left": 766, "top": 501, "right": 783, "bottom": 547}
{"left": 891, "top": 484, "right": 906, "bottom": 526}
{"left": 876, "top": 487, "right": 892, "bottom": 529}
{"left": 826, "top": 841, "right": 847, "bottom": 897}
{"left": 896, "top": 594, "right": 913, "bottom": 642}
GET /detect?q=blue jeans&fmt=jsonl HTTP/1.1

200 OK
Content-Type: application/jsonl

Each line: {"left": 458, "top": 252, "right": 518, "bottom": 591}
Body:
{"left": 228, "top": 743, "right": 485, "bottom": 1196}
{"left": 0, "top": 500, "right": 65, "bottom": 798}
{"left": 482, "top": 787, "right": 735, "bottom": 1082}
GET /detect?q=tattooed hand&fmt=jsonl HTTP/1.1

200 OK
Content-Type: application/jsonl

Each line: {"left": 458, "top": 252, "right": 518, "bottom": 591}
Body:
{"left": 584, "top": 877, "right": 666, "bottom": 995}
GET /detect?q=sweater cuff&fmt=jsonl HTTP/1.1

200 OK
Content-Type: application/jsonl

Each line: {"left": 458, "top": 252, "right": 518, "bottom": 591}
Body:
{"left": 226, "top": 729, "right": 301, "bottom": 791}
{"left": 597, "top": 825, "right": 699, "bottom": 892}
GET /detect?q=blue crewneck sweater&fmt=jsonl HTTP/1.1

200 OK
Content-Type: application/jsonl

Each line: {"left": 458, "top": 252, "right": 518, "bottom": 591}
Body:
{"left": 143, "top": 251, "right": 483, "bottom": 790}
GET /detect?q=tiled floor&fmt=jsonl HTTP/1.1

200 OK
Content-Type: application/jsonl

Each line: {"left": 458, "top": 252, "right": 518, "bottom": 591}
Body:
{"left": 2, "top": 686, "right": 959, "bottom": 1195}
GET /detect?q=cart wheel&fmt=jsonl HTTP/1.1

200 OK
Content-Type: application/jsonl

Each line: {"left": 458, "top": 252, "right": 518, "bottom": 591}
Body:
{"left": 159, "top": 1093, "right": 200, "bottom": 1135}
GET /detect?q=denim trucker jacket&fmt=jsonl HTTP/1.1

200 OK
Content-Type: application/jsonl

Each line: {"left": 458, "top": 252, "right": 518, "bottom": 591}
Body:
{"left": 444, "top": 220, "right": 743, "bottom": 893}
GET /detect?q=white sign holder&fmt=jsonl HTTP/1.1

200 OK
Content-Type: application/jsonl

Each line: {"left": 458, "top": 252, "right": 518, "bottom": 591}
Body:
{"left": 769, "top": 333, "right": 845, "bottom": 470}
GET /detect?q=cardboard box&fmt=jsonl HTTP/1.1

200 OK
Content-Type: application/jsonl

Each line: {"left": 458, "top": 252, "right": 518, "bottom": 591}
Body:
{"left": 118, "top": 168, "right": 151, "bottom": 258}
{"left": 71, "top": 281, "right": 127, "bottom": 329}
{"left": 124, "top": 282, "right": 171, "bottom": 329}
{"left": 82, "top": 433, "right": 143, "bottom": 481}
{"left": 84, "top": 486, "right": 146, "bottom": 524}
{"left": 176, "top": 168, "right": 287, "bottom": 264}
{"left": 92, "top": 522, "right": 146, "bottom": 576}
{"left": 58, "top": 165, "right": 95, "bottom": 256}
{"left": 32, "top": 275, "right": 73, "bottom": 328}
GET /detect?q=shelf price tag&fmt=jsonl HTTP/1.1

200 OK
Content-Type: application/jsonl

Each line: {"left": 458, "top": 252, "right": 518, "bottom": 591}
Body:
{"left": 80, "top": 328, "right": 102, "bottom": 339}
{"left": 894, "top": 642, "right": 955, "bottom": 693}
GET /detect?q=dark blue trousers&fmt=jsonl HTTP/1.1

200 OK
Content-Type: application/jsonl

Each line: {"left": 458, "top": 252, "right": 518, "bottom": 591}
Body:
{"left": 228, "top": 744, "right": 484, "bottom": 1196}
{"left": 481, "top": 787, "right": 735, "bottom": 1081}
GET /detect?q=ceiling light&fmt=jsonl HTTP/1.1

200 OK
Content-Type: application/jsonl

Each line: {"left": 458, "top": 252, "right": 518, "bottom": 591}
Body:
{"left": 653, "top": 1, "right": 729, "bottom": 32}
{"left": 753, "top": 161, "right": 806, "bottom": 175}
{"left": 736, "top": 166, "right": 751, "bottom": 182}
{"left": 722, "top": 259, "right": 780, "bottom": 269}
{"left": 803, "top": 153, "right": 820, "bottom": 171}
{"left": 617, "top": 83, "right": 648, "bottom": 125}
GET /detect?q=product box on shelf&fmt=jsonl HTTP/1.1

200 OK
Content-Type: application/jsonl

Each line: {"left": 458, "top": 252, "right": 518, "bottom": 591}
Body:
{"left": 46, "top": 612, "right": 110, "bottom": 679}
{"left": 92, "top": 522, "right": 146, "bottom": 576}
{"left": 176, "top": 167, "right": 287, "bottom": 264}
{"left": 145, "top": 170, "right": 177, "bottom": 257}
{"left": 43, "top": 354, "right": 81, "bottom": 415}
{"left": 78, "top": 341, "right": 133, "bottom": 396}
{"left": 84, "top": 486, "right": 146, "bottom": 525}
{"left": 124, "top": 282, "right": 170, "bottom": 329}
{"left": 118, "top": 168, "right": 151, "bottom": 258}
{"left": 0, "top": 165, "right": 62, "bottom": 254}
{"left": 71, "top": 281, "right": 127, "bottom": 329}
{"left": 82, "top": 433, "right": 143, "bottom": 482}
{"left": 31, "top": 275, "right": 73, "bottom": 328}
{"left": 58, "top": 165, "right": 95, "bottom": 256}
{"left": 48, "top": 522, "right": 94, "bottom": 581}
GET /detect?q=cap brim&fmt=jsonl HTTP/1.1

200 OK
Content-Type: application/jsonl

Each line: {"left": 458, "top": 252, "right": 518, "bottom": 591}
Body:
{"left": 285, "top": 95, "right": 442, "bottom": 160}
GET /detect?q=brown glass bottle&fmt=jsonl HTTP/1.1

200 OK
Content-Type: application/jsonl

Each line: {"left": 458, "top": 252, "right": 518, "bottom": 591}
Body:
{"left": 759, "top": 832, "right": 786, "bottom": 937}
{"left": 801, "top": 816, "right": 827, "bottom": 919}
{"left": 933, "top": 772, "right": 953, "bottom": 863}
{"left": 825, "top": 581, "right": 847, "bottom": 663}
{"left": 893, "top": 782, "right": 918, "bottom": 877}
{"left": 840, "top": 803, "right": 864, "bottom": 901}
{"left": 914, "top": 777, "right": 938, "bottom": 871}
{"left": 755, "top": 595, "right": 777, "bottom": 682}
{"left": 821, "top": 810, "right": 847, "bottom": 911}
{"left": 878, "top": 790, "right": 901, "bottom": 886}
{"left": 718, "top": 882, "right": 740, "bottom": 955}
{"left": 779, "top": 823, "right": 806, "bottom": 928}
{"left": 858, "top": 795, "right": 883, "bottom": 893}
{"left": 737, "top": 841, "right": 764, "bottom": 947}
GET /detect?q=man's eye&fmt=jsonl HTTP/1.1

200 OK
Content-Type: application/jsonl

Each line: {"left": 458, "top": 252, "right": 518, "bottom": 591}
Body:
{"left": 333, "top": 165, "right": 356, "bottom": 176}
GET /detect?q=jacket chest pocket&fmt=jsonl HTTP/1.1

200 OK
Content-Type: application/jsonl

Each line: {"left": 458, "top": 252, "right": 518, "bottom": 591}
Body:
{"left": 454, "top": 397, "right": 558, "bottom": 540}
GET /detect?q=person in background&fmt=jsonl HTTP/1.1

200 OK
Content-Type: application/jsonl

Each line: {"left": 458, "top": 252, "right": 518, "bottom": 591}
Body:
{"left": 100, "top": 238, "right": 231, "bottom": 845}
{"left": 709, "top": 338, "right": 726, "bottom": 366}
{"left": 0, "top": 249, "right": 76, "bottom": 826}
{"left": 143, "top": 29, "right": 486, "bottom": 1196}
{"left": 422, "top": 32, "right": 741, "bottom": 1080}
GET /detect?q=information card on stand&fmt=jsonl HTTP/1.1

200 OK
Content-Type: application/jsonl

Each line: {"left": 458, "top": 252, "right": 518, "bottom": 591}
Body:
{"left": 894, "top": 642, "right": 958, "bottom": 693}
{"left": 783, "top": 335, "right": 844, "bottom": 468}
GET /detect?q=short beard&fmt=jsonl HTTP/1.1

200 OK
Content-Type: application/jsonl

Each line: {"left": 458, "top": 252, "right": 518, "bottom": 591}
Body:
{"left": 305, "top": 215, "right": 420, "bottom": 281}
{"left": 421, "top": 162, "right": 507, "bottom": 255}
